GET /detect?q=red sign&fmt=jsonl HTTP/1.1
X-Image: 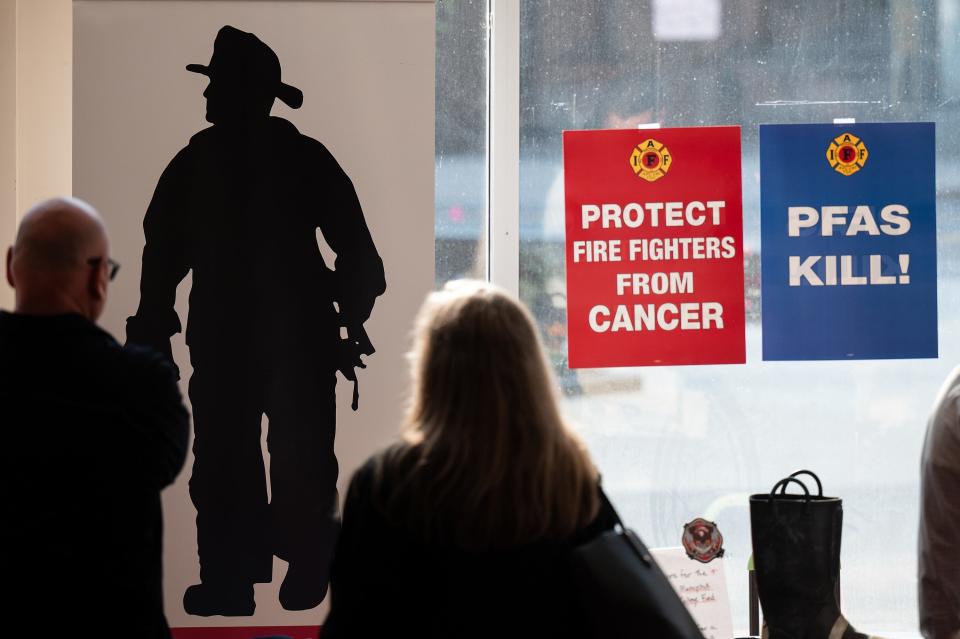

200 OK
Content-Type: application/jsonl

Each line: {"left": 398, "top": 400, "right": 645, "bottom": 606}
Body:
{"left": 563, "top": 126, "right": 745, "bottom": 368}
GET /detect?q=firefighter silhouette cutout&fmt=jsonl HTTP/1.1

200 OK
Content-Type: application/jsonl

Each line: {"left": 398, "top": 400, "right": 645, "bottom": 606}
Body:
{"left": 126, "top": 25, "right": 386, "bottom": 617}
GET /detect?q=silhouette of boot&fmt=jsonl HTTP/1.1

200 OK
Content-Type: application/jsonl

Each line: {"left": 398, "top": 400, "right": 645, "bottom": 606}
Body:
{"left": 749, "top": 472, "right": 885, "bottom": 639}
{"left": 183, "top": 582, "right": 255, "bottom": 616}
{"left": 279, "top": 561, "right": 329, "bottom": 611}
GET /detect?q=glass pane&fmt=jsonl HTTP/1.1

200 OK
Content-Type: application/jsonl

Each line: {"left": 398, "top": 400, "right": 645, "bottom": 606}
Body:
{"left": 436, "top": 0, "right": 488, "bottom": 287}
{"left": 520, "top": 1, "right": 954, "bottom": 634}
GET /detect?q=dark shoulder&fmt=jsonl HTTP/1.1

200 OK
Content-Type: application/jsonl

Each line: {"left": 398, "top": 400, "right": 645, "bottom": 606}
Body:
{"left": 119, "top": 343, "right": 179, "bottom": 384}
{"left": 301, "top": 135, "right": 331, "bottom": 156}
{"left": 154, "top": 139, "right": 202, "bottom": 185}
{"left": 277, "top": 122, "right": 348, "bottom": 173}
{"left": 345, "top": 454, "right": 378, "bottom": 501}
{"left": 187, "top": 125, "right": 217, "bottom": 146}
{"left": 183, "top": 125, "right": 238, "bottom": 164}
{"left": 570, "top": 484, "right": 620, "bottom": 546}
{"left": 301, "top": 136, "right": 342, "bottom": 170}
{"left": 341, "top": 445, "right": 426, "bottom": 535}
{"left": 95, "top": 338, "right": 179, "bottom": 395}
{"left": 347, "top": 444, "right": 414, "bottom": 501}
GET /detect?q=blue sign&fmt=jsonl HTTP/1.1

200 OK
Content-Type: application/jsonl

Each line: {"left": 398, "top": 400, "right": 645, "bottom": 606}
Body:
{"left": 760, "top": 122, "right": 937, "bottom": 360}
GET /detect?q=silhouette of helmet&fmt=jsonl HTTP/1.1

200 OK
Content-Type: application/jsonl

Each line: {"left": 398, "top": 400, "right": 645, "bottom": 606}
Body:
{"left": 187, "top": 25, "right": 303, "bottom": 109}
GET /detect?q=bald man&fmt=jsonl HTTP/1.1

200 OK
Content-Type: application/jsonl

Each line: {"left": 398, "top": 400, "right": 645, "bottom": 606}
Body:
{"left": 1, "top": 198, "right": 189, "bottom": 639}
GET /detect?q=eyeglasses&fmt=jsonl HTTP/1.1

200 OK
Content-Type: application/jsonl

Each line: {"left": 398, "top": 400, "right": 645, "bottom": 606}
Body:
{"left": 88, "top": 256, "right": 121, "bottom": 281}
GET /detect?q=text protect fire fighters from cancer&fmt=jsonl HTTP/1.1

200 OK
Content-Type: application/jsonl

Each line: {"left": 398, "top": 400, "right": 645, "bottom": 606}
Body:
{"left": 572, "top": 200, "right": 736, "bottom": 334}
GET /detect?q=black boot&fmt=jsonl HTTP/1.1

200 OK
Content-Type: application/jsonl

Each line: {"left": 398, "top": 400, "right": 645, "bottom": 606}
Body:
{"left": 749, "top": 471, "right": 883, "bottom": 639}
{"left": 279, "top": 559, "right": 329, "bottom": 611}
{"left": 183, "top": 582, "right": 255, "bottom": 616}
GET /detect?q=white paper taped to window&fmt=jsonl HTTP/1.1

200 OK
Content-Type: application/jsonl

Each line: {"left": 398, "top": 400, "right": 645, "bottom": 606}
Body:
{"left": 652, "top": 0, "right": 722, "bottom": 42}
{"left": 649, "top": 547, "right": 735, "bottom": 639}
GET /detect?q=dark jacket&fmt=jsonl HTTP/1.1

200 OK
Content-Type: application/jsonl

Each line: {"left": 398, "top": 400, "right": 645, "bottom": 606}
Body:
{"left": 0, "top": 312, "right": 189, "bottom": 639}
{"left": 127, "top": 116, "right": 386, "bottom": 364}
{"left": 323, "top": 452, "right": 618, "bottom": 638}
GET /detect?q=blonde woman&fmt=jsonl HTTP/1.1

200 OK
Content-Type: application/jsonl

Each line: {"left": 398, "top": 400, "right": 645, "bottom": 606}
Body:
{"left": 322, "top": 280, "right": 617, "bottom": 637}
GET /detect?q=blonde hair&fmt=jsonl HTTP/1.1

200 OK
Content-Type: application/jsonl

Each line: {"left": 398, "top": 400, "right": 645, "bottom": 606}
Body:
{"left": 378, "top": 279, "right": 599, "bottom": 549}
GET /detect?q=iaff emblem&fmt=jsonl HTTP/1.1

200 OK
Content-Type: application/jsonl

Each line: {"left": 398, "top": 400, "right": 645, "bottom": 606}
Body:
{"left": 630, "top": 138, "right": 672, "bottom": 182}
{"left": 826, "top": 132, "right": 868, "bottom": 176}
{"left": 682, "top": 518, "right": 725, "bottom": 563}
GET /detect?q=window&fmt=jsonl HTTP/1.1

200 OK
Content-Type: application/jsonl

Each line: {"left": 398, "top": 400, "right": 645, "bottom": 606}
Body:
{"left": 438, "top": 1, "right": 957, "bottom": 634}
{"left": 436, "top": 0, "right": 488, "bottom": 285}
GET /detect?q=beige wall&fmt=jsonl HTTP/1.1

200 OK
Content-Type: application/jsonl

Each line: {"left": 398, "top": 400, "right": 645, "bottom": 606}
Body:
{"left": 0, "top": 0, "right": 16, "bottom": 309}
{"left": 0, "top": 0, "right": 72, "bottom": 310}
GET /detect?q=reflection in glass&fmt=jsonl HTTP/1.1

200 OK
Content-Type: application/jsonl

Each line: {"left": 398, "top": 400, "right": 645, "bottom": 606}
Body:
{"left": 436, "top": 0, "right": 489, "bottom": 286}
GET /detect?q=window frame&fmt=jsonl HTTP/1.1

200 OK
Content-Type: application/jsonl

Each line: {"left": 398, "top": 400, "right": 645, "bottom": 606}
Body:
{"left": 486, "top": 0, "right": 521, "bottom": 295}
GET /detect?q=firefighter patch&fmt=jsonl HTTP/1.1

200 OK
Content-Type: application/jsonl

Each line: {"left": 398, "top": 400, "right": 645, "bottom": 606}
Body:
{"left": 630, "top": 138, "right": 672, "bottom": 182}
{"left": 682, "top": 518, "right": 725, "bottom": 563}
{"left": 826, "top": 132, "right": 868, "bottom": 176}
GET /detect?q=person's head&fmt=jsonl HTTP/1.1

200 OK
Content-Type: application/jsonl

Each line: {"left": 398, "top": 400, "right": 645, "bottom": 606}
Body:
{"left": 5, "top": 197, "right": 116, "bottom": 321}
{"left": 388, "top": 279, "right": 599, "bottom": 549}
{"left": 187, "top": 26, "right": 303, "bottom": 125}
{"left": 201, "top": 77, "right": 276, "bottom": 125}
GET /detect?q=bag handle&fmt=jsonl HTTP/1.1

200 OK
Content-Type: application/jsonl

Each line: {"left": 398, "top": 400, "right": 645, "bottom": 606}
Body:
{"left": 596, "top": 484, "right": 654, "bottom": 567}
{"left": 788, "top": 469, "right": 823, "bottom": 497}
{"left": 598, "top": 483, "right": 626, "bottom": 528}
{"left": 768, "top": 476, "right": 810, "bottom": 500}
{"left": 768, "top": 476, "right": 811, "bottom": 522}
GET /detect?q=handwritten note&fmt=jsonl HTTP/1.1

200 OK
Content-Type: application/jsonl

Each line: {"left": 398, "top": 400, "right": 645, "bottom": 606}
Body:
{"left": 650, "top": 547, "right": 734, "bottom": 639}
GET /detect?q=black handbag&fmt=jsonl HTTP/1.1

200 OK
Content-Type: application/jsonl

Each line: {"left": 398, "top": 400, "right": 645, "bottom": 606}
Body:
{"left": 568, "top": 496, "right": 707, "bottom": 639}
